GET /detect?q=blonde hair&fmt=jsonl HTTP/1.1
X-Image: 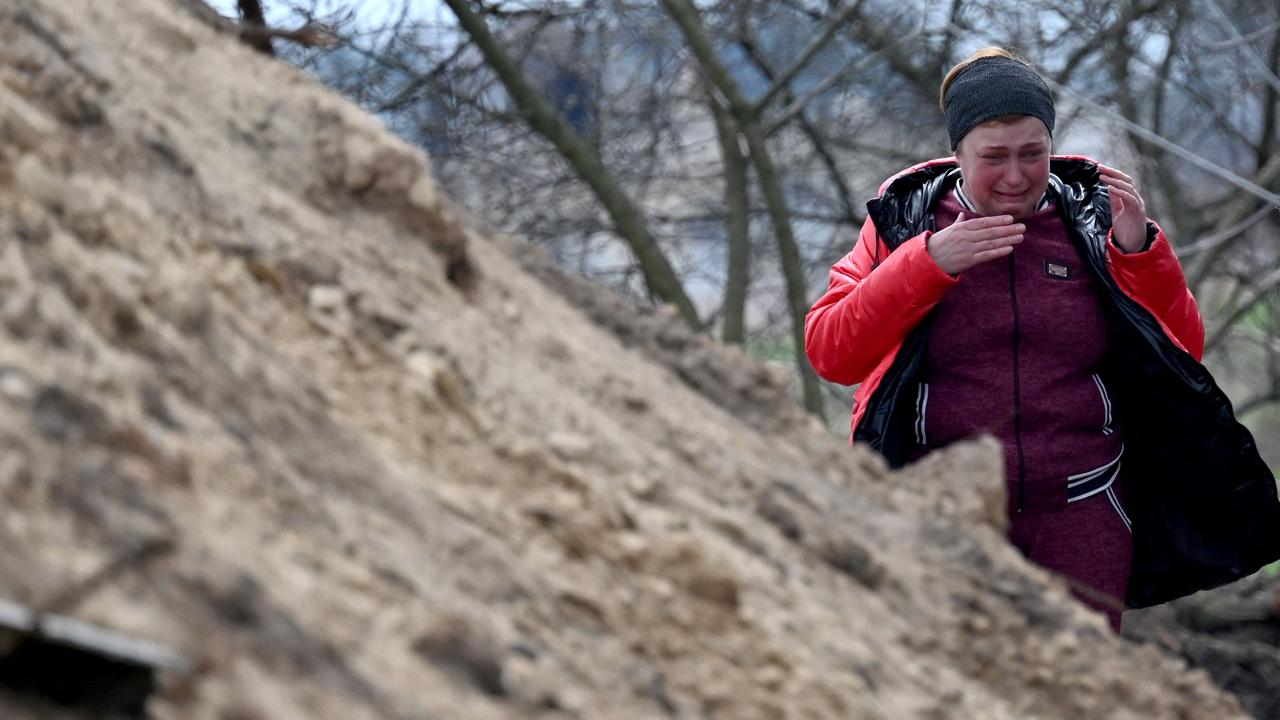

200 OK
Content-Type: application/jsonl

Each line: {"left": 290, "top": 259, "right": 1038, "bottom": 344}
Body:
{"left": 939, "top": 47, "right": 1020, "bottom": 112}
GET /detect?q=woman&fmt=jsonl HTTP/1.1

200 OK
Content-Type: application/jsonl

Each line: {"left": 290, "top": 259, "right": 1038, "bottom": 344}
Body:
{"left": 805, "top": 47, "right": 1280, "bottom": 631}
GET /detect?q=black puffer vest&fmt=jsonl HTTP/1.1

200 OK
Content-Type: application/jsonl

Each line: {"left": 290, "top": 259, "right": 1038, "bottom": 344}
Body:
{"left": 856, "top": 157, "right": 1280, "bottom": 608}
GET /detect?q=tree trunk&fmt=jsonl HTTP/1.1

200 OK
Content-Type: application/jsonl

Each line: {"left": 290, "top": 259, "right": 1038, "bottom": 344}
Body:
{"left": 237, "top": 0, "right": 275, "bottom": 56}
{"left": 708, "top": 93, "right": 751, "bottom": 345}
{"left": 660, "top": 0, "right": 825, "bottom": 418}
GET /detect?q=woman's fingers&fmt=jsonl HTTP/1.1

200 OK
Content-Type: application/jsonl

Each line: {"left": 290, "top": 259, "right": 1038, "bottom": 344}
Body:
{"left": 971, "top": 223, "right": 1026, "bottom": 241}
{"left": 984, "top": 234, "right": 1023, "bottom": 251}
{"left": 929, "top": 213, "right": 1025, "bottom": 274}
{"left": 1100, "top": 173, "right": 1149, "bottom": 251}
{"left": 1099, "top": 164, "right": 1133, "bottom": 183}
{"left": 1102, "top": 176, "right": 1140, "bottom": 197}
{"left": 957, "top": 215, "right": 1023, "bottom": 243}
{"left": 956, "top": 214, "right": 1015, "bottom": 229}
{"left": 973, "top": 245, "right": 1016, "bottom": 262}
{"left": 1101, "top": 170, "right": 1145, "bottom": 210}
{"left": 1105, "top": 182, "right": 1144, "bottom": 212}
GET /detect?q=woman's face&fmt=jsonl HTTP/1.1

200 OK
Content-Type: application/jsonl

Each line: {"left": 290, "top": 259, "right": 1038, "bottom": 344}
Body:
{"left": 955, "top": 116, "right": 1052, "bottom": 219}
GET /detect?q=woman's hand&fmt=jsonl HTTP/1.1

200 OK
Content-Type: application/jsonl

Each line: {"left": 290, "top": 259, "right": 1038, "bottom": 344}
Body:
{"left": 927, "top": 213, "right": 1025, "bottom": 275}
{"left": 1099, "top": 165, "right": 1148, "bottom": 253}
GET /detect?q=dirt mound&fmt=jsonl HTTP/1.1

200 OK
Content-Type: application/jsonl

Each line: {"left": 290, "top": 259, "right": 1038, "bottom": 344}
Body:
{"left": 1125, "top": 573, "right": 1280, "bottom": 719}
{"left": 0, "top": 0, "right": 1252, "bottom": 717}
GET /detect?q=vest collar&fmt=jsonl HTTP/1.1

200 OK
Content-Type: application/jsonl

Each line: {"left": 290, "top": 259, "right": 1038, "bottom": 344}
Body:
{"left": 866, "top": 156, "right": 1107, "bottom": 252}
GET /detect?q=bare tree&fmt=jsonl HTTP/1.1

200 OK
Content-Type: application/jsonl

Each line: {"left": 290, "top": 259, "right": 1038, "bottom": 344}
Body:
{"left": 440, "top": 0, "right": 702, "bottom": 327}
{"left": 707, "top": 90, "right": 752, "bottom": 344}
{"left": 249, "top": 0, "right": 1280, "bottom": 424}
{"left": 659, "top": 0, "right": 832, "bottom": 414}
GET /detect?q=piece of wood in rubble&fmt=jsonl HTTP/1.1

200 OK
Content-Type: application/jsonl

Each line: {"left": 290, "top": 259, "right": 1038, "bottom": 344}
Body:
{"left": 1178, "top": 594, "right": 1280, "bottom": 633}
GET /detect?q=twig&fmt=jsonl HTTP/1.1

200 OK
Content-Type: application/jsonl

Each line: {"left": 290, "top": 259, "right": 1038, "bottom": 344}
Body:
{"left": 765, "top": 28, "right": 924, "bottom": 136}
{"left": 1057, "top": 573, "right": 1127, "bottom": 614}
{"left": 1202, "top": 19, "right": 1280, "bottom": 50}
{"left": 1176, "top": 204, "right": 1276, "bottom": 259}
{"left": 40, "top": 537, "right": 176, "bottom": 616}
{"left": 1235, "top": 387, "right": 1280, "bottom": 418}
{"left": 750, "top": 0, "right": 865, "bottom": 116}
{"left": 238, "top": 22, "right": 341, "bottom": 52}
{"left": 1203, "top": 0, "right": 1280, "bottom": 95}
{"left": 945, "top": 21, "right": 1280, "bottom": 209}
{"left": 1204, "top": 263, "right": 1280, "bottom": 353}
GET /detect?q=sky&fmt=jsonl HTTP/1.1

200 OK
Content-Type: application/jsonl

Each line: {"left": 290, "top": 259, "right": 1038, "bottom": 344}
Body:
{"left": 204, "top": 0, "right": 439, "bottom": 29}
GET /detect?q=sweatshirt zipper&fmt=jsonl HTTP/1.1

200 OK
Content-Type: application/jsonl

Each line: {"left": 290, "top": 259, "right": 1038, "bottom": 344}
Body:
{"left": 1009, "top": 253, "right": 1026, "bottom": 513}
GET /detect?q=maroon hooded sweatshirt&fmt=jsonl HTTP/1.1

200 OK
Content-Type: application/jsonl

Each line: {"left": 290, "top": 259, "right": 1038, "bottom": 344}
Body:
{"left": 912, "top": 190, "right": 1125, "bottom": 506}
{"left": 909, "top": 188, "right": 1132, "bottom": 629}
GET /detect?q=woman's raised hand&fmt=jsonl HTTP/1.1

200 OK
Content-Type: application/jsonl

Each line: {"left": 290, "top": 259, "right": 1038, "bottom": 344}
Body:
{"left": 1098, "top": 165, "right": 1148, "bottom": 253}
{"left": 926, "top": 213, "right": 1025, "bottom": 275}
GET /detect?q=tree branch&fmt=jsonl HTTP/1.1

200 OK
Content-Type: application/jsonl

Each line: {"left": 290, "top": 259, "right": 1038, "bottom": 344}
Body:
{"left": 1235, "top": 388, "right": 1280, "bottom": 418}
{"left": 738, "top": 40, "right": 861, "bottom": 228}
{"left": 1176, "top": 205, "right": 1275, "bottom": 260}
{"left": 660, "top": 0, "right": 824, "bottom": 417}
{"left": 708, "top": 91, "right": 752, "bottom": 345}
{"left": 441, "top": 0, "right": 702, "bottom": 327}
{"left": 1205, "top": 0, "right": 1280, "bottom": 95}
{"left": 1204, "top": 262, "right": 1280, "bottom": 355}
{"left": 1187, "top": 150, "right": 1280, "bottom": 291}
{"left": 750, "top": 0, "right": 864, "bottom": 116}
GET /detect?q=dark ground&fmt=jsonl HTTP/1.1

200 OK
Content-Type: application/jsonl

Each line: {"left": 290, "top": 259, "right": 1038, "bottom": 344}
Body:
{"left": 1124, "top": 569, "right": 1280, "bottom": 719}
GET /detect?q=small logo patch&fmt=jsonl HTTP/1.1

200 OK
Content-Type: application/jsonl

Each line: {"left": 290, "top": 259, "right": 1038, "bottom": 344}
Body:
{"left": 1044, "top": 261, "right": 1071, "bottom": 280}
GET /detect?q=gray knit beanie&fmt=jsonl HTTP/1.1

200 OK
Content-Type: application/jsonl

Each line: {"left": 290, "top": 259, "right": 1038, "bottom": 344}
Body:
{"left": 943, "top": 56, "right": 1055, "bottom": 150}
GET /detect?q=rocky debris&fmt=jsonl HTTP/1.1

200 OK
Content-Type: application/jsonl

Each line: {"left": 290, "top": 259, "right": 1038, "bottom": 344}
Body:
{"left": 0, "top": 0, "right": 1258, "bottom": 718}
{"left": 511, "top": 239, "right": 811, "bottom": 437}
{"left": 1125, "top": 571, "right": 1280, "bottom": 719}
{"left": 0, "top": 595, "right": 189, "bottom": 717}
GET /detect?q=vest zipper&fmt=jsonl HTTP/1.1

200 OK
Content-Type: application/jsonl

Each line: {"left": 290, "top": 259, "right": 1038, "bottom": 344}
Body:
{"left": 1009, "top": 253, "right": 1026, "bottom": 513}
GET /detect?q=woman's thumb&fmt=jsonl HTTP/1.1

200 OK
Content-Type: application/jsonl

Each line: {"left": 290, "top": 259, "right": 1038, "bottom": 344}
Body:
{"left": 956, "top": 212, "right": 966, "bottom": 224}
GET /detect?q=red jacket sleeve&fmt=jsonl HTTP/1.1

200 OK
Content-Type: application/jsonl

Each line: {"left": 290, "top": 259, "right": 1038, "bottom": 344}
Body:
{"left": 1107, "top": 222, "right": 1205, "bottom": 361}
{"left": 805, "top": 218, "right": 958, "bottom": 385}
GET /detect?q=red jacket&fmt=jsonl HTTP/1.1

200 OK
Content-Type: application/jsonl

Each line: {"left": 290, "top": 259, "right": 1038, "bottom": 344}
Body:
{"left": 805, "top": 156, "right": 1204, "bottom": 440}
{"left": 802, "top": 155, "right": 1280, "bottom": 610}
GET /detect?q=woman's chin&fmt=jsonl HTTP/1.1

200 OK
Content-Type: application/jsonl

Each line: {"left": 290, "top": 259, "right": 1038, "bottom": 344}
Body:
{"left": 989, "top": 196, "right": 1033, "bottom": 217}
